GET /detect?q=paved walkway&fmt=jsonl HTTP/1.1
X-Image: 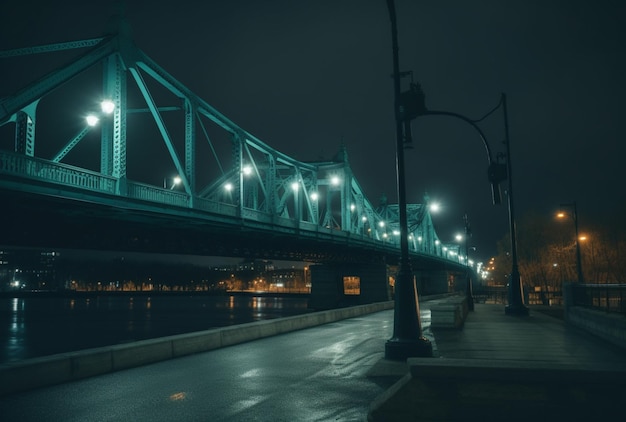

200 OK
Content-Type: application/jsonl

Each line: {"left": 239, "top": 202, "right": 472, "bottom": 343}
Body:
{"left": 432, "top": 304, "right": 626, "bottom": 367}
{"left": 1, "top": 302, "right": 624, "bottom": 421}
{"left": 368, "top": 303, "right": 626, "bottom": 421}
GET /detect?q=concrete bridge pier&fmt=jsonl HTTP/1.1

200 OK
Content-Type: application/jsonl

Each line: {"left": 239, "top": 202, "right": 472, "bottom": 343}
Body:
{"left": 413, "top": 269, "right": 466, "bottom": 296}
{"left": 308, "top": 262, "right": 391, "bottom": 310}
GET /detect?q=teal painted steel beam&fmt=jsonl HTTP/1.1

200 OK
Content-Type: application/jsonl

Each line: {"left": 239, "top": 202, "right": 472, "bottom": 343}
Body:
{"left": 0, "top": 37, "right": 115, "bottom": 125}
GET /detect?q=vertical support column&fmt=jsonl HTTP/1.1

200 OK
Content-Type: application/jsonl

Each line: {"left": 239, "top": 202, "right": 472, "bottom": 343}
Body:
{"left": 232, "top": 132, "right": 243, "bottom": 217}
{"left": 101, "top": 57, "right": 114, "bottom": 176}
{"left": 310, "top": 174, "right": 319, "bottom": 224}
{"left": 293, "top": 169, "right": 301, "bottom": 225}
{"left": 103, "top": 54, "right": 127, "bottom": 195}
{"left": 266, "top": 155, "right": 276, "bottom": 217}
{"left": 341, "top": 167, "right": 351, "bottom": 232}
{"left": 14, "top": 102, "right": 38, "bottom": 157}
{"left": 184, "top": 98, "right": 195, "bottom": 207}
{"left": 322, "top": 187, "right": 334, "bottom": 228}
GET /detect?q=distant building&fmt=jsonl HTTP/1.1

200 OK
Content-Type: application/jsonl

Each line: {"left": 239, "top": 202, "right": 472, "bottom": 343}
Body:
{"left": 0, "top": 249, "right": 61, "bottom": 291}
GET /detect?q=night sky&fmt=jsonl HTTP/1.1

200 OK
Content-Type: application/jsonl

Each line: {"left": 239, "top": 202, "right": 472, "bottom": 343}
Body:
{"left": 1, "top": 0, "right": 625, "bottom": 261}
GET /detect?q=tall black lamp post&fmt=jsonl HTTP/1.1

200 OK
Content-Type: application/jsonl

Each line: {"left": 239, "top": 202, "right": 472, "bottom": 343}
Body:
{"left": 384, "top": 0, "right": 432, "bottom": 360}
{"left": 500, "top": 96, "right": 529, "bottom": 315}
{"left": 463, "top": 213, "right": 474, "bottom": 311}
{"left": 411, "top": 94, "right": 529, "bottom": 316}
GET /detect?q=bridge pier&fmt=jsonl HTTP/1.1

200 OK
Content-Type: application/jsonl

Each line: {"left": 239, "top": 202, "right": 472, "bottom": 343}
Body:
{"left": 309, "top": 264, "right": 472, "bottom": 310}
{"left": 308, "top": 262, "right": 391, "bottom": 310}
{"left": 413, "top": 269, "right": 466, "bottom": 296}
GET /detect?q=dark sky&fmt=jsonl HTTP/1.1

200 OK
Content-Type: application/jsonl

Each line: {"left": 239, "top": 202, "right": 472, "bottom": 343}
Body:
{"left": 1, "top": 0, "right": 625, "bottom": 261}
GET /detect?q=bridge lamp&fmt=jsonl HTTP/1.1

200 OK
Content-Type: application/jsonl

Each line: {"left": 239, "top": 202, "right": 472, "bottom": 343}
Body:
{"left": 350, "top": 204, "right": 356, "bottom": 212}
{"left": 100, "top": 100, "right": 115, "bottom": 114}
{"left": 171, "top": 176, "right": 181, "bottom": 189}
{"left": 242, "top": 165, "right": 252, "bottom": 176}
{"left": 85, "top": 114, "right": 99, "bottom": 126}
{"left": 224, "top": 182, "right": 233, "bottom": 192}
{"left": 429, "top": 202, "right": 440, "bottom": 213}
{"left": 361, "top": 215, "right": 367, "bottom": 222}
{"left": 330, "top": 175, "right": 340, "bottom": 186}
{"left": 310, "top": 192, "right": 319, "bottom": 201}
{"left": 291, "top": 182, "right": 299, "bottom": 191}
{"left": 417, "top": 236, "right": 422, "bottom": 242}
{"left": 455, "top": 233, "right": 463, "bottom": 242}
{"left": 383, "top": 233, "right": 388, "bottom": 238}
{"left": 378, "top": 221, "right": 385, "bottom": 228}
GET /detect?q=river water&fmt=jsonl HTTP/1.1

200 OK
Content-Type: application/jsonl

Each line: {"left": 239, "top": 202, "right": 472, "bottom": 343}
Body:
{"left": 0, "top": 293, "right": 311, "bottom": 364}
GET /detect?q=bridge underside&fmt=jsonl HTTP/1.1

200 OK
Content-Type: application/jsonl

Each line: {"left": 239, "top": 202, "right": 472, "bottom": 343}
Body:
{"left": 0, "top": 189, "right": 361, "bottom": 263}
{"left": 2, "top": 187, "right": 467, "bottom": 275}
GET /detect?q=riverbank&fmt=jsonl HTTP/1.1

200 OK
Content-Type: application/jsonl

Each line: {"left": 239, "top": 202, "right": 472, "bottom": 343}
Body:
{"left": 0, "top": 289, "right": 310, "bottom": 299}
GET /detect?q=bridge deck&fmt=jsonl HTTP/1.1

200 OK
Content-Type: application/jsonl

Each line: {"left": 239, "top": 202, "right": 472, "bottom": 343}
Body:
{"left": 1, "top": 303, "right": 625, "bottom": 421}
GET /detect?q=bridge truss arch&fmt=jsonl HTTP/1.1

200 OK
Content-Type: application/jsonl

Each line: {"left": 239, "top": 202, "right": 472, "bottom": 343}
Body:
{"left": 0, "top": 24, "right": 466, "bottom": 269}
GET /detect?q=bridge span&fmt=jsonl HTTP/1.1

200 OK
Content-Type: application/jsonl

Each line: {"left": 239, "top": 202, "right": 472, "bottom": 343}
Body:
{"left": 0, "top": 22, "right": 474, "bottom": 304}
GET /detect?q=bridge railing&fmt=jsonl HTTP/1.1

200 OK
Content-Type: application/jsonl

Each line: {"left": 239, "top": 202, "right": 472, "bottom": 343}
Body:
{"left": 127, "top": 181, "right": 190, "bottom": 208}
{"left": 572, "top": 283, "right": 626, "bottom": 315}
{"left": 0, "top": 151, "right": 469, "bottom": 267}
{"left": 0, "top": 151, "right": 116, "bottom": 193}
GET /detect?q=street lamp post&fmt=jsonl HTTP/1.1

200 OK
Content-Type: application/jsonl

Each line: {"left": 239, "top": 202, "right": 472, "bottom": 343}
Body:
{"left": 463, "top": 213, "right": 475, "bottom": 311}
{"left": 384, "top": 0, "right": 432, "bottom": 360}
{"left": 500, "top": 95, "right": 529, "bottom": 316}
{"left": 407, "top": 94, "right": 528, "bottom": 315}
{"left": 558, "top": 201, "right": 584, "bottom": 283}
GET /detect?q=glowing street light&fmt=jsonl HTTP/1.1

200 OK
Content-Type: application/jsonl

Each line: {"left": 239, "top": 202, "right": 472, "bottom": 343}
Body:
{"left": 557, "top": 201, "right": 584, "bottom": 283}
{"left": 85, "top": 115, "right": 99, "bottom": 126}
{"left": 100, "top": 100, "right": 115, "bottom": 114}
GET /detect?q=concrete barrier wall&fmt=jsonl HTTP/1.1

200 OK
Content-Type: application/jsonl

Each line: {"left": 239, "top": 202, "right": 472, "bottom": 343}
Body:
{"left": 430, "top": 295, "right": 468, "bottom": 329}
{"left": 562, "top": 282, "right": 626, "bottom": 350}
{"left": 0, "top": 300, "right": 395, "bottom": 397}
{"left": 565, "top": 306, "right": 626, "bottom": 350}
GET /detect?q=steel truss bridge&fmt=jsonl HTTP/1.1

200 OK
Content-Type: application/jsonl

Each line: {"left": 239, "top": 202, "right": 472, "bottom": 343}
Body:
{"left": 0, "top": 21, "right": 466, "bottom": 269}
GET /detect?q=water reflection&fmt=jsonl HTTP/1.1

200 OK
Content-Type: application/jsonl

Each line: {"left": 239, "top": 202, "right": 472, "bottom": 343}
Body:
{"left": 0, "top": 294, "right": 310, "bottom": 363}
{"left": 7, "top": 298, "right": 26, "bottom": 363}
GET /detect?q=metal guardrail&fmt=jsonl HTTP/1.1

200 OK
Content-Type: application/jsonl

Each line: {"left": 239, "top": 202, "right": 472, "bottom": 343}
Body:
{"left": 572, "top": 284, "right": 626, "bottom": 315}
{"left": 0, "top": 151, "right": 116, "bottom": 193}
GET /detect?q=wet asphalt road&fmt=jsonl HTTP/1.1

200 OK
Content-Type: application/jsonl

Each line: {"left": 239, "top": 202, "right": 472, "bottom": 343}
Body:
{"left": 0, "top": 309, "right": 405, "bottom": 422}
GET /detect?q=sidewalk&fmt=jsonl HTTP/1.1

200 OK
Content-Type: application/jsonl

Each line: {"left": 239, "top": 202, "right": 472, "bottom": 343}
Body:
{"left": 368, "top": 303, "right": 626, "bottom": 421}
